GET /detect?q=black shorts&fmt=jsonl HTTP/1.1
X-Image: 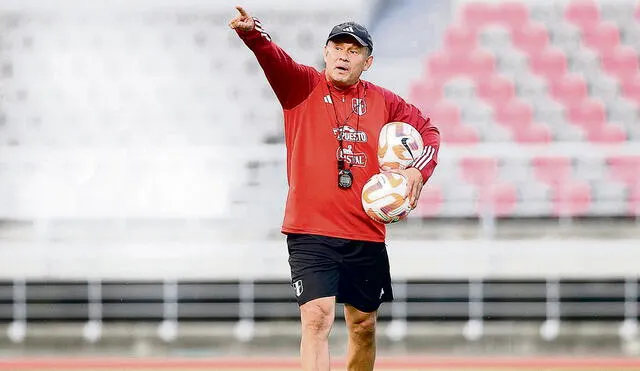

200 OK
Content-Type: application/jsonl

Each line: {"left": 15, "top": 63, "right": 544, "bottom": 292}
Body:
{"left": 287, "top": 233, "right": 394, "bottom": 313}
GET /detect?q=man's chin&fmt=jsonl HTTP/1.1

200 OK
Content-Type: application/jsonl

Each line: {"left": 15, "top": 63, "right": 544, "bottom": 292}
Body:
{"left": 330, "top": 75, "right": 356, "bottom": 88}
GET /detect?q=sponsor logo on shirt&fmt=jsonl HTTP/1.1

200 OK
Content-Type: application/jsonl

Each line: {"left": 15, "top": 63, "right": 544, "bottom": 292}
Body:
{"left": 337, "top": 145, "right": 367, "bottom": 167}
{"left": 333, "top": 125, "right": 368, "bottom": 142}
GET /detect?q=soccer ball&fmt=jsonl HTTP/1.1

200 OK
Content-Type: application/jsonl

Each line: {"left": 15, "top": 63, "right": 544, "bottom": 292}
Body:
{"left": 377, "top": 122, "right": 424, "bottom": 171}
{"left": 361, "top": 172, "right": 412, "bottom": 224}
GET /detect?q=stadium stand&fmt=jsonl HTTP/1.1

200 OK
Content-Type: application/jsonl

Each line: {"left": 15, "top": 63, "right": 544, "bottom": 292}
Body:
{"left": 409, "top": 0, "right": 640, "bottom": 219}
{"left": 0, "top": 0, "right": 638, "bottom": 222}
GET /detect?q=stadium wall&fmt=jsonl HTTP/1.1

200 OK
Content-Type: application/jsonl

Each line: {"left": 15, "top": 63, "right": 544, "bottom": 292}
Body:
{"left": 1, "top": 238, "right": 638, "bottom": 280}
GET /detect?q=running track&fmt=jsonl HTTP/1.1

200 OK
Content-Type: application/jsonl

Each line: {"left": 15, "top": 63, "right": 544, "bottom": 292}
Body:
{"left": 1, "top": 357, "right": 640, "bottom": 370}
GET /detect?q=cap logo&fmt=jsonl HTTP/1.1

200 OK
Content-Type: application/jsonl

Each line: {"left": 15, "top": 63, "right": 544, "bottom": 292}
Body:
{"left": 342, "top": 26, "right": 354, "bottom": 32}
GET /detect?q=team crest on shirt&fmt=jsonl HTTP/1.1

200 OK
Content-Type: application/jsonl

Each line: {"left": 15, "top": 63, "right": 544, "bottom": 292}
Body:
{"left": 333, "top": 125, "right": 368, "bottom": 142}
{"left": 337, "top": 145, "right": 367, "bottom": 167}
{"left": 352, "top": 98, "right": 366, "bottom": 116}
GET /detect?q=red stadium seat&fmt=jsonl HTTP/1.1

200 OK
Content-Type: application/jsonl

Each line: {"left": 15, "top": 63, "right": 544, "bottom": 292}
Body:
{"left": 550, "top": 73, "right": 588, "bottom": 107}
{"left": 477, "top": 181, "right": 518, "bottom": 217}
{"left": 409, "top": 80, "right": 443, "bottom": 107}
{"left": 621, "top": 74, "right": 640, "bottom": 104}
{"left": 565, "top": 0, "right": 601, "bottom": 31}
{"left": 427, "top": 49, "right": 496, "bottom": 81}
{"left": 529, "top": 47, "right": 568, "bottom": 81}
{"left": 477, "top": 74, "right": 515, "bottom": 107}
{"left": 586, "top": 124, "right": 628, "bottom": 143}
{"left": 601, "top": 46, "right": 639, "bottom": 80}
{"left": 567, "top": 98, "right": 606, "bottom": 130}
{"left": 608, "top": 155, "right": 640, "bottom": 186}
{"left": 442, "top": 125, "right": 480, "bottom": 145}
{"left": 552, "top": 181, "right": 592, "bottom": 216}
{"left": 460, "top": 157, "right": 499, "bottom": 185}
{"left": 511, "top": 21, "right": 550, "bottom": 56}
{"left": 461, "top": 2, "right": 496, "bottom": 31}
{"left": 427, "top": 51, "right": 455, "bottom": 80}
{"left": 461, "top": 2, "right": 527, "bottom": 30}
{"left": 414, "top": 185, "right": 444, "bottom": 217}
{"left": 462, "top": 49, "right": 497, "bottom": 78}
{"left": 582, "top": 22, "right": 620, "bottom": 54}
{"left": 532, "top": 156, "right": 573, "bottom": 185}
{"left": 513, "top": 123, "right": 553, "bottom": 144}
{"left": 428, "top": 100, "right": 462, "bottom": 127}
{"left": 495, "top": 98, "right": 534, "bottom": 128}
{"left": 443, "top": 24, "right": 477, "bottom": 53}
{"left": 494, "top": 2, "right": 529, "bottom": 29}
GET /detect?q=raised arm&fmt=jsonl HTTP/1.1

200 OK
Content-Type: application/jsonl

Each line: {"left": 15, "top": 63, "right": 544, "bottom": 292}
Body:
{"left": 230, "top": 6, "right": 319, "bottom": 109}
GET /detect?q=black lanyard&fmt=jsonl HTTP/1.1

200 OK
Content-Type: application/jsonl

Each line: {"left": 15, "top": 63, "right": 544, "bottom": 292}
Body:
{"left": 323, "top": 82, "right": 367, "bottom": 189}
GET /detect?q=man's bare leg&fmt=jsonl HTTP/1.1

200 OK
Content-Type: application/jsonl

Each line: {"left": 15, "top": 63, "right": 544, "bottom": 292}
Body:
{"left": 344, "top": 304, "right": 377, "bottom": 371}
{"left": 299, "top": 296, "right": 336, "bottom": 371}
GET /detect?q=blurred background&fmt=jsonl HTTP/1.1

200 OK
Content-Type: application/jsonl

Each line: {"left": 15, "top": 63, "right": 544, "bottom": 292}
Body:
{"left": 0, "top": 0, "right": 640, "bottom": 367}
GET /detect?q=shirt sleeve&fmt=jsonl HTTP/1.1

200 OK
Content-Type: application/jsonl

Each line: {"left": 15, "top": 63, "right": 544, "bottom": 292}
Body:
{"left": 383, "top": 88, "right": 441, "bottom": 183}
{"left": 235, "top": 18, "right": 320, "bottom": 110}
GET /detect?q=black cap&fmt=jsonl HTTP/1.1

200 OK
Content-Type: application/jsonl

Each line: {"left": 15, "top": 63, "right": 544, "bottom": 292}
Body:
{"left": 326, "top": 21, "right": 373, "bottom": 53}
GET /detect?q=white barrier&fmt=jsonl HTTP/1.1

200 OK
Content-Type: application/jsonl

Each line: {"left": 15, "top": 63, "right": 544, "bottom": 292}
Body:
{"left": 1, "top": 143, "right": 639, "bottom": 219}
{"left": 0, "top": 237, "right": 639, "bottom": 280}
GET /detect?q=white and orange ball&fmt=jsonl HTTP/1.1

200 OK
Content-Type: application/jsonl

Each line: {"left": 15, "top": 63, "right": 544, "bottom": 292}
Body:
{"left": 361, "top": 172, "right": 412, "bottom": 224}
{"left": 377, "top": 122, "right": 424, "bottom": 171}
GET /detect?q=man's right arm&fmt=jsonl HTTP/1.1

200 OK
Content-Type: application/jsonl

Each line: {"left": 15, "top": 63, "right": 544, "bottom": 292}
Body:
{"left": 231, "top": 8, "right": 319, "bottom": 110}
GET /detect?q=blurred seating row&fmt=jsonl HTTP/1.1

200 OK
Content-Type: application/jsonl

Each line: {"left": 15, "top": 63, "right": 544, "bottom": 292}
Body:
{"left": 1, "top": 150, "right": 637, "bottom": 219}
{"left": 415, "top": 153, "right": 640, "bottom": 218}
{"left": 409, "top": 0, "right": 640, "bottom": 145}
{"left": 0, "top": 10, "right": 340, "bottom": 147}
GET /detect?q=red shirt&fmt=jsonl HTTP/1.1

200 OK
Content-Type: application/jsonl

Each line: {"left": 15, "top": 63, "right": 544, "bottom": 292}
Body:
{"left": 237, "top": 21, "right": 440, "bottom": 242}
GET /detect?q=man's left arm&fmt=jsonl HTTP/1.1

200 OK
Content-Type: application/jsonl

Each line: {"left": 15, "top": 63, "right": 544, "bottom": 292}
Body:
{"left": 383, "top": 89, "right": 441, "bottom": 207}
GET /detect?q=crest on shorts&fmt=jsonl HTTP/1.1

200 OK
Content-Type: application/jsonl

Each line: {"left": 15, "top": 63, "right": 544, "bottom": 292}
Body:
{"left": 292, "top": 280, "right": 304, "bottom": 297}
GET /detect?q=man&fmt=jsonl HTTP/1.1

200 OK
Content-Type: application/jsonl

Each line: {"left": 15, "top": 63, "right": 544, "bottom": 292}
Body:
{"left": 229, "top": 6, "right": 440, "bottom": 371}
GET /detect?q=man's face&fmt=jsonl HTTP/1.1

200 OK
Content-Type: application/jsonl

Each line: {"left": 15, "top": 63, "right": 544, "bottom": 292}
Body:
{"left": 324, "top": 36, "right": 373, "bottom": 89}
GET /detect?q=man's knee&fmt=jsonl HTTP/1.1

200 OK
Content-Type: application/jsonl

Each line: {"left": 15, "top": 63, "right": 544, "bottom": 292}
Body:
{"left": 300, "top": 298, "right": 335, "bottom": 338}
{"left": 347, "top": 312, "right": 377, "bottom": 342}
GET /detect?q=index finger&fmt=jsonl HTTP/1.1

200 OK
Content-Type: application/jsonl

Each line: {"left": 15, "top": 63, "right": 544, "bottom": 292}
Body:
{"left": 410, "top": 181, "right": 419, "bottom": 207}
{"left": 235, "top": 6, "right": 249, "bottom": 17}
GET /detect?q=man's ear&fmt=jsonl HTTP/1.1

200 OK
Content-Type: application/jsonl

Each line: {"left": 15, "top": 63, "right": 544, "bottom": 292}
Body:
{"left": 363, "top": 55, "right": 374, "bottom": 71}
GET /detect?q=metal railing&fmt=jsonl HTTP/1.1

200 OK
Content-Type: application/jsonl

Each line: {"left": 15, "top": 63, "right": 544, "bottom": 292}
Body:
{"left": 1, "top": 278, "right": 638, "bottom": 344}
